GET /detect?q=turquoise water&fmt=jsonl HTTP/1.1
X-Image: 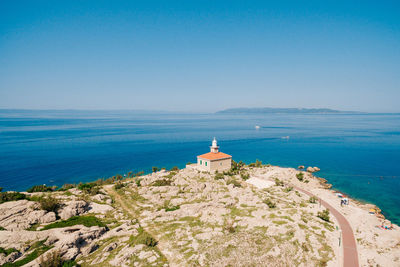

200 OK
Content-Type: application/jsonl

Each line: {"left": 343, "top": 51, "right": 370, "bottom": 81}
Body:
{"left": 1, "top": 110, "right": 400, "bottom": 224}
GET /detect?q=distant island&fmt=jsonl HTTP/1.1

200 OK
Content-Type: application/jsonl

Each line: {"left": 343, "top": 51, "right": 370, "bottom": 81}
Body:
{"left": 216, "top": 107, "right": 360, "bottom": 114}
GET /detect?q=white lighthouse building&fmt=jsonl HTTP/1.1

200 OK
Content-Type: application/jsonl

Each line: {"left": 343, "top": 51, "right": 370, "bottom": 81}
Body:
{"left": 196, "top": 138, "right": 232, "bottom": 172}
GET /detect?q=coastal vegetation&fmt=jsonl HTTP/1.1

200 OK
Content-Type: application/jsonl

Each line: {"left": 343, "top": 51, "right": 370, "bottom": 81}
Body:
{"left": 263, "top": 198, "right": 276, "bottom": 208}
{"left": 0, "top": 163, "right": 397, "bottom": 266}
{"left": 296, "top": 172, "right": 304, "bottom": 181}
{"left": 214, "top": 172, "right": 224, "bottom": 180}
{"left": 0, "top": 191, "right": 26, "bottom": 204}
{"left": 38, "top": 195, "right": 60, "bottom": 213}
{"left": 309, "top": 196, "right": 318, "bottom": 204}
{"left": 27, "top": 185, "right": 54, "bottom": 193}
{"left": 2, "top": 240, "right": 52, "bottom": 267}
{"left": 317, "top": 209, "right": 331, "bottom": 222}
{"left": 152, "top": 179, "right": 172, "bottom": 186}
{"left": 38, "top": 250, "right": 78, "bottom": 267}
{"left": 41, "top": 216, "right": 105, "bottom": 230}
{"left": 248, "top": 159, "right": 263, "bottom": 168}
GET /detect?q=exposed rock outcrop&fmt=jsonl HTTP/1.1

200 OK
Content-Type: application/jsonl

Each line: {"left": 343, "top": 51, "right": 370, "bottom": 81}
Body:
{"left": 58, "top": 200, "right": 89, "bottom": 220}
{"left": 306, "top": 166, "right": 320, "bottom": 173}
{"left": 0, "top": 200, "right": 56, "bottom": 230}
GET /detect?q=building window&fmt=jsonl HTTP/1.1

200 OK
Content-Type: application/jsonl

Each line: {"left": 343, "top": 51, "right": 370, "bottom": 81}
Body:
{"left": 205, "top": 162, "right": 207, "bottom": 166}
{"left": 200, "top": 160, "right": 202, "bottom": 165}
{"left": 220, "top": 163, "right": 222, "bottom": 166}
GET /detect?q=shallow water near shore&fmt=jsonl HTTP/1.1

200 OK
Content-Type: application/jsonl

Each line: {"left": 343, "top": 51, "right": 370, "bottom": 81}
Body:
{"left": 1, "top": 110, "right": 399, "bottom": 225}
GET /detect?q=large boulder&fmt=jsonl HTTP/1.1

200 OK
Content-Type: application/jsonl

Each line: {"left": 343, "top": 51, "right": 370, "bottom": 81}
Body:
{"left": 58, "top": 201, "right": 89, "bottom": 220}
{"left": 0, "top": 200, "right": 56, "bottom": 230}
{"left": 306, "top": 166, "right": 320, "bottom": 173}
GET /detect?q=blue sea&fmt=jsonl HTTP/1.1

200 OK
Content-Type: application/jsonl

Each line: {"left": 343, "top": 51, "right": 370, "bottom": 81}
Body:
{"left": 1, "top": 110, "right": 399, "bottom": 225}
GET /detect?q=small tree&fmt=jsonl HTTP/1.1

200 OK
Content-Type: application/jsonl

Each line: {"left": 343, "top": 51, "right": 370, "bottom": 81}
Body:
{"left": 296, "top": 172, "right": 304, "bottom": 181}
{"left": 275, "top": 178, "right": 284, "bottom": 187}
{"left": 39, "top": 196, "right": 60, "bottom": 212}
{"left": 255, "top": 159, "right": 262, "bottom": 167}
{"left": 152, "top": 166, "right": 159, "bottom": 173}
{"left": 309, "top": 196, "right": 317, "bottom": 203}
{"left": 240, "top": 172, "right": 250, "bottom": 180}
{"left": 27, "top": 185, "right": 53, "bottom": 193}
{"left": 214, "top": 172, "right": 224, "bottom": 180}
{"left": 135, "top": 171, "right": 144, "bottom": 177}
{"left": 264, "top": 198, "right": 276, "bottom": 208}
{"left": 317, "top": 209, "right": 330, "bottom": 222}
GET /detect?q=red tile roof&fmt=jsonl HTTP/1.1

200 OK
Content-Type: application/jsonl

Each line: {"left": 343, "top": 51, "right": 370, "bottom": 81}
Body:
{"left": 197, "top": 152, "right": 232, "bottom": 160}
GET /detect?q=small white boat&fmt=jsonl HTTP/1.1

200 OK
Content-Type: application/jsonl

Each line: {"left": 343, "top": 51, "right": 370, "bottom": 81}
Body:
{"left": 281, "top": 136, "right": 290, "bottom": 139}
{"left": 255, "top": 125, "right": 260, "bottom": 129}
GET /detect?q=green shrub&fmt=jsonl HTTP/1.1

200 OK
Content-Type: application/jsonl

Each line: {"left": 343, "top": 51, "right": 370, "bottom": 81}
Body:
{"left": 283, "top": 186, "right": 293, "bottom": 193}
{"left": 296, "top": 172, "right": 304, "bottom": 181}
{"left": 38, "top": 249, "right": 79, "bottom": 267}
{"left": 240, "top": 172, "right": 250, "bottom": 180}
{"left": 0, "top": 226, "right": 5, "bottom": 231}
{"left": 132, "top": 227, "right": 158, "bottom": 247}
{"left": 77, "top": 183, "right": 100, "bottom": 195}
{"left": 226, "top": 179, "right": 241, "bottom": 188}
{"left": 2, "top": 240, "right": 51, "bottom": 267}
{"left": 135, "top": 178, "right": 142, "bottom": 187}
{"left": 214, "top": 172, "right": 224, "bottom": 180}
{"left": 309, "top": 196, "right": 318, "bottom": 203}
{"left": 152, "top": 166, "right": 159, "bottom": 173}
{"left": 170, "top": 166, "right": 179, "bottom": 171}
{"left": 135, "top": 171, "right": 144, "bottom": 177}
{"left": 27, "top": 185, "right": 54, "bottom": 193}
{"left": 0, "top": 247, "right": 19, "bottom": 256}
{"left": 301, "top": 242, "right": 310, "bottom": 252}
{"left": 152, "top": 179, "right": 172, "bottom": 186}
{"left": 114, "top": 183, "right": 125, "bottom": 190}
{"left": 160, "top": 200, "right": 180, "bottom": 212}
{"left": 274, "top": 178, "right": 284, "bottom": 187}
{"left": 165, "top": 205, "right": 180, "bottom": 212}
{"left": 0, "top": 191, "right": 26, "bottom": 204}
{"left": 41, "top": 216, "right": 105, "bottom": 230}
{"left": 38, "top": 196, "right": 59, "bottom": 212}
{"left": 38, "top": 249, "right": 62, "bottom": 267}
{"left": 264, "top": 198, "right": 276, "bottom": 208}
{"left": 164, "top": 171, "right": 177, "bottom": 179}
{"left": 223, "top": 170, "right": 234, "bottom": 176}
{"left": 255, "top": 159, "right": 263, "bottom": 167}
{"left": 248, "top": 159, "right": 263, "bottom": 168}
{"left": 57, "top": 184, "right": 75, "bottom": 191}
{"left": 228, "top": 160, "right": 245, "bottom": 175}
{"left": 223, "top": 220, "right": 236, "bottom": 233}
{"left": 317, "top": 209, "right": 330, "bottom": 222}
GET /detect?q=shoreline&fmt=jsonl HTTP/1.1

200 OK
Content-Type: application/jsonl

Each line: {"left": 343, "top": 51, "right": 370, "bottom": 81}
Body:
{"left": 6, "top": 164, "right": 396, "bottom": 227}
{"left": 313, "top": 174, "right": 388, "bottom": 222}
{"left": 1, "top": 163, "right": 399, "bottom": 266}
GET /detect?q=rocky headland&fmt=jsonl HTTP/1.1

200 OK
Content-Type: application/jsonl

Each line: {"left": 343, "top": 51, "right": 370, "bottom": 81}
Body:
{"left": 0, "top": 163, "right": 399, "bottom": 266}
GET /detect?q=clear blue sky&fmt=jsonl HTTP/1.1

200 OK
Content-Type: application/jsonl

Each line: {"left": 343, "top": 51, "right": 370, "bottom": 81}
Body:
{"left": 1, "top": 1, "right": 399, "bottom": 112}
